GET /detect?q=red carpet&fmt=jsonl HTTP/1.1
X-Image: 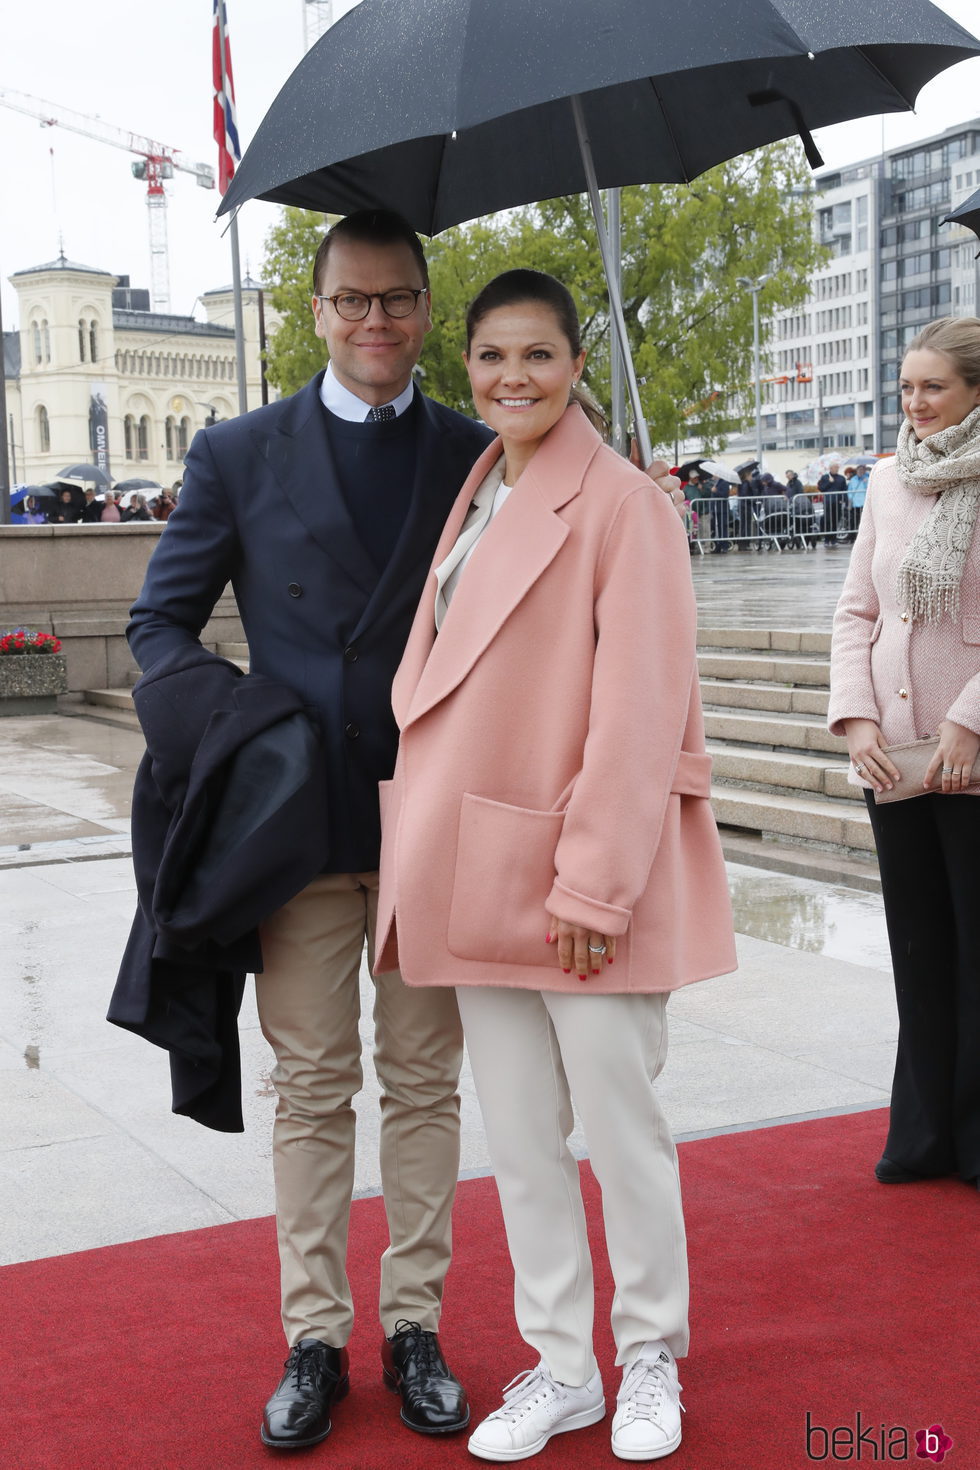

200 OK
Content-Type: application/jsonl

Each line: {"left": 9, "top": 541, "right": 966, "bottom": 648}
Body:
{"left": 4, "top": 1108, "right": 977, "bottom": 1469}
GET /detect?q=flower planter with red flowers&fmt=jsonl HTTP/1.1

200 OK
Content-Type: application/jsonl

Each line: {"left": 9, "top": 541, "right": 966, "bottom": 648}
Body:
{"left": 0, "top": 630, "right": 68, "bottom": 714}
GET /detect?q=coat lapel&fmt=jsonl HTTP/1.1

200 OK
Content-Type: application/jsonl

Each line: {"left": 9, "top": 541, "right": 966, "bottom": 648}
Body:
{"left": 255, "top": 372, "right": 378, "bottom": 598}
{"left": 396, "top": 407, "right": 602, "bottom": 729}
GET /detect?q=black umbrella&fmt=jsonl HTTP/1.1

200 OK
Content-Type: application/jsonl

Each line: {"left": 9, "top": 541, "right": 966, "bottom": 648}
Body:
{"left": 11, "top": 483, "right": 57, "bottom": 501}
{"left": 57, "top": 462, "right": 112, "bottom": 486}
{"left": 942, "top": 185, "right": 980, "bottom": 253}
{"left": 114, "top": 478, "right": 164, "bottom": 493}
{"left": 220, "top": 0, "right": 980, "bottom": 462}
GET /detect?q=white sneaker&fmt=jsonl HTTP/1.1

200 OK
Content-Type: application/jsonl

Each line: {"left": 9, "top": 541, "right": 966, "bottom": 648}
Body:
{"left": 610, "top": 1343, "right": 683, "bottom": 1460}
{"left": 467, "top": 1363, "right": 605, "bottom": 1462}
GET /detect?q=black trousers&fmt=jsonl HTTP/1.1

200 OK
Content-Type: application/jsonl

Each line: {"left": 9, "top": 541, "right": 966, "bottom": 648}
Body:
{"left": 866, "top": 791, "right": 980, "bottom": 1180}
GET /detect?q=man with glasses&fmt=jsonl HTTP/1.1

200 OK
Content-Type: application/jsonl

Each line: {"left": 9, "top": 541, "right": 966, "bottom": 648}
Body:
{"left": 128, "top": 209, "right": 492, "bottom": 1452}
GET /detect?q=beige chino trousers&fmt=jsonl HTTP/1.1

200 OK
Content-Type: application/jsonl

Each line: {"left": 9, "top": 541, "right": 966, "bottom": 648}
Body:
{"left": 456, "top": 986, "right": 689, "bottom": 1387}
{"left": 255, "top": 873, "right": 463, "bottom": 1347}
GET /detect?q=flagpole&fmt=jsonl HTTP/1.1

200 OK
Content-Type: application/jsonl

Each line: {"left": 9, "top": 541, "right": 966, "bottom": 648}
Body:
{"left": 216, "top": 0, "right": 248, "bottom": 416}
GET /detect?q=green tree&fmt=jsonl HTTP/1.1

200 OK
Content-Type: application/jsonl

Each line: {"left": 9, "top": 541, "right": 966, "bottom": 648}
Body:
{"left": 263, "top": 206, "right": 331, "bottom": 395}
{"left": 262, "top": 141, "right": 826, "bottom": 451}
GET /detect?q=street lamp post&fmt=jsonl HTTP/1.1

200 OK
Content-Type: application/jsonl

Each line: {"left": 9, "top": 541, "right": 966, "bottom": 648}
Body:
{"left": 736, "top": 273, "right": 772, "bottom": 467}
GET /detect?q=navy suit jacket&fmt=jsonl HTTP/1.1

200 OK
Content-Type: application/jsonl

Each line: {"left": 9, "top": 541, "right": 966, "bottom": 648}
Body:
{"left": 128, "top": 371, "right": 492, "bottom": 872}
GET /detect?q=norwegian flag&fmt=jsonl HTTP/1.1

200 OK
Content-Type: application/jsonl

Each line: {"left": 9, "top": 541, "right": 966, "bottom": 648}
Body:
{"left": 212, "top": 0, "right": 241, "bottom": 196}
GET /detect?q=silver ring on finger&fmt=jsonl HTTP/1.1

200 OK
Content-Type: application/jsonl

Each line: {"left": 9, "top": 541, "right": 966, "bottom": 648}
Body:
{"left": 588, "top": 943, "right": 607, "bottom": 955}
{"left": 943, "top": 766, "right": 953, "bottom": 774}
{"left": 854, "top": 762, "right": 865, "bottom": 773}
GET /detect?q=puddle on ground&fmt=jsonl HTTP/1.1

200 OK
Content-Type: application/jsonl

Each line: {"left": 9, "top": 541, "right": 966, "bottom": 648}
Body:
{"left": 727, "top": 863, "right": 892, "bottom": 972}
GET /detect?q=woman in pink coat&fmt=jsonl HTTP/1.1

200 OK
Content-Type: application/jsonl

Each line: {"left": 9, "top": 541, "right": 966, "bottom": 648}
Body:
{"left": 375, "top": 270, "right": 735, "bottom": 1463}
{"left": 828, "top": 315, "right": 980, "bottom": 1192}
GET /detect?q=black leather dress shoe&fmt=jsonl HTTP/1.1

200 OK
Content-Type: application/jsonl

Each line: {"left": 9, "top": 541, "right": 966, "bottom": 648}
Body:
{"left": 261, "top": 1338, "right": 350, "bottom": 1449}
{"left": 381, "top": 1319, "right": 469, "bottom": 1434}
{"left": 874, "top": 1156, "right": 929, "bottom": 1183}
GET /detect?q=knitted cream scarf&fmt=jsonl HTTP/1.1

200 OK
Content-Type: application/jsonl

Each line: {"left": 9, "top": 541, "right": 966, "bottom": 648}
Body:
{"left": 895, "top": 403, "right": 980, "bottom": 623}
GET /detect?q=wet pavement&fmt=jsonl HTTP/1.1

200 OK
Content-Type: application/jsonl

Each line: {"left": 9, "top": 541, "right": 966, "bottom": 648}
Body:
{"left": 0, "top": 547, "right": 903, "bottom": 1266}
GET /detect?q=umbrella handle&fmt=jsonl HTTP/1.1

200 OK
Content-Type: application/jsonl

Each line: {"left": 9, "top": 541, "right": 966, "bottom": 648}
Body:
{"left": 571, "top": 95, "right": 653, "bottom": 469}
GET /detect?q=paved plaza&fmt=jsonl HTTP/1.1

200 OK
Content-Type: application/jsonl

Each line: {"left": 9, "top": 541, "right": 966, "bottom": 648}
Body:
{"left": 0, "top": 545, "right": 902, "bottom": 1266}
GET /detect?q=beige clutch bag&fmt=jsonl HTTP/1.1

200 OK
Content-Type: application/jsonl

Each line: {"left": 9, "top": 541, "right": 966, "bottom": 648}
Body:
{"left": 874, "top": 737, "right": 980, "bottom": 804}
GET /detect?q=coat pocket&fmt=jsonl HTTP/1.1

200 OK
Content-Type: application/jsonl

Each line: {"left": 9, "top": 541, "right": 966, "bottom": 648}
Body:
{"left": 447, "top": 793, "right": 566, "bottom": 966}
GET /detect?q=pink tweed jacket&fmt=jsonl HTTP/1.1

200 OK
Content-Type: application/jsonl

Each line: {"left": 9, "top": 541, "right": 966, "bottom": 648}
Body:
{"left": 828, "top": 457, "right": 980, "bottom": 784}
{"left": 374, "top": 405, "right": 736, "bottom": 993}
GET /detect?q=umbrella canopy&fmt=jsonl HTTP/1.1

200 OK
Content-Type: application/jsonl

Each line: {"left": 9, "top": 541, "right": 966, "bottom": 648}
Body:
{"left": 942, "top": 185, "right": 980, "bottom": 251}
{"left": 11, "top": 483, "right": 57, "bottom": 502}
{"left": 842, "top": 454, "right": 878, "bottom": 468}
{"left": 699, "top": 459, "right": 740, "bottom": 484}
{"left": 114, "top": 478, "right": 163, "bottom": 493}
{"left": 220, "top": 0, "right": 980, "bottom": 234}
{"left": 56, "top": 462, "right": 112, "bottom": 486}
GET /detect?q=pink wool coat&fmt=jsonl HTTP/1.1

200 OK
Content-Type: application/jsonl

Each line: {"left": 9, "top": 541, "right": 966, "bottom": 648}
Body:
{"left": 828, "top": 457, "right": 980, "bottom": 785}
{"left": 374, "top": 405, "right": 736, "bottom": 993}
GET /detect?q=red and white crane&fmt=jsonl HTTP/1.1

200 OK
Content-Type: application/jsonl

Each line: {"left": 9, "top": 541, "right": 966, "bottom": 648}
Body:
{"left": 0, "top": 87, "right": 215, "bottom": 313}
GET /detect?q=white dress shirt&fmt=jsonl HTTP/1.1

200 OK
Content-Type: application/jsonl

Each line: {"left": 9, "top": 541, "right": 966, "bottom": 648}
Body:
{"left": 319, "top": 361, "right": 416, "bottom": 422}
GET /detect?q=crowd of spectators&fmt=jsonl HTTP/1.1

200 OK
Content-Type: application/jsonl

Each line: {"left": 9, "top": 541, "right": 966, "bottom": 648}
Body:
{"left": 9, "top": 483, "right": 181, "bottom": 527}
{"left": 675, "top": 456, "right": 873, "bottom": 553}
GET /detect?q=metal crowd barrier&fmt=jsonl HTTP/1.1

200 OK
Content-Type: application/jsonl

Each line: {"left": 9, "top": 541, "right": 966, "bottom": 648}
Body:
{"left": 685, "top": 493, "right": 861, "bottom": 555}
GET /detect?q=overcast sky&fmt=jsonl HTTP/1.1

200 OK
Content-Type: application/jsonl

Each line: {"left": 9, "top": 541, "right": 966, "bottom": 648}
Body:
{"left": 2, "top": 0, "right": 979, "bottom": 332}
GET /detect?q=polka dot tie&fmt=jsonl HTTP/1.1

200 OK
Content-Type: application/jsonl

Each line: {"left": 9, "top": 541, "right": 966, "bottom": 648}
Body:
{"left": 368, "top": 404, "right": 396, "bottom": 422}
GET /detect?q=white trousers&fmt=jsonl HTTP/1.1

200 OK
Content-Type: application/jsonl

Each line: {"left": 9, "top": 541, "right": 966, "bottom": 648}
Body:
{"left": 457, "top": 986, "right": 689, "bottom": 1387}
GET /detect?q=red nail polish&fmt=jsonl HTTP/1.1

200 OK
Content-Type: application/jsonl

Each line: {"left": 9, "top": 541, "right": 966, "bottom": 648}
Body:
{"left": 578, "top": 973, "right": 586, "bottom": 980}
{"left": 607, "top": 956, "right": 614, "bottom": 965}
{"left": 545, "top": 932, "right": 553, "bottom": 943}
{"left": 563, "top": 968, "right": 571, "bottom": 974}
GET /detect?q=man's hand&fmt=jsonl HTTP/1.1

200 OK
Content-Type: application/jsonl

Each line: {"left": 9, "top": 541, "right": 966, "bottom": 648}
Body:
{"left": 630, "top": 440, "right": 685, "bottom": 520}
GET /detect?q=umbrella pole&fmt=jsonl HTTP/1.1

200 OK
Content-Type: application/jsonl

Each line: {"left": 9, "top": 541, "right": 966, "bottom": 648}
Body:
{"left": 571, "top": 95, "right": 653, "bottom": 468}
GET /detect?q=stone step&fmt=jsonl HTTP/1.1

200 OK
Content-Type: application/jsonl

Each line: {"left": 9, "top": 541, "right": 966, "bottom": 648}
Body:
{"left": 698, "top": 627, "right": 831, "bottom": 655}
{"left": 719, "top": 832, "right": 880, "bottom": 892}
{"left": 707, "top": 743, "right": 860, "bottom": 801}
{"left": 216, "top": 641, "right": 250, "bottom": 667}
{"left": 698, "top": 650, "right": 830, "bottom": 687}
{"left": 83, "top": 687, "right": 136, "bottom": 711}
{"left": 710, "top": 784, "right": 874, "bottom": 853}
{"left": 64, "top": 693, "right": 141, "bottom": 732}
{"left": 704, "top": 708, "right": 844, "bottom": 757}
{"left": 699, "top": 678, "right": 829, "bottom": 716}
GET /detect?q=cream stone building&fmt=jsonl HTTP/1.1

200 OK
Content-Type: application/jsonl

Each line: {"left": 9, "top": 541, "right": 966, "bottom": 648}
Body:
{"left": 3, "top": 252, "right": 280, "bottom": 489}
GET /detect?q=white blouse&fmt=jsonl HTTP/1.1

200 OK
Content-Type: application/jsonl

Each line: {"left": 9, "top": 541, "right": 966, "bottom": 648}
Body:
{"left": 434, "top": 460, "right": 514, "bottom": 629}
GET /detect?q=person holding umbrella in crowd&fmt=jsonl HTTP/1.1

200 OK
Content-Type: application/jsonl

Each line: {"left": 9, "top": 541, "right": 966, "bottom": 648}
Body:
{"left": 818, "top": 459, "right": 848, "bottom": 538}
{"left": 375, "top": 268, "right": 735, "bottom": 1463}
{"left": 829, "top": 315, "right": 980, "bottom": 1193}
{"left": 80, "top": 487, "right": 103, "bottom": 523}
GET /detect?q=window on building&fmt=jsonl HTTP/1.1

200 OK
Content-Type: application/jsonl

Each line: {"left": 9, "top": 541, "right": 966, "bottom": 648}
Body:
{"left": 36, "top": 404, "right": 50, "bottom": 453}
{"left": 42, "top": 320, "right": 51, "bottom": 362}
{"left": 178, "top": 417, "right": 190, "bottom": 457}
{"left": 78, "top": 320, "right": 88, "bottom": 363}
{"left": 138, "top": 415, "right": 150, "bottom": 462}
{"left": 165, "top": 416, "right": 176, "bottom": 461}
{"left": 89, "top": 320, "right": 98, "bottom": 363}
{"left": 124, "top": 415, "right": 136, "bottom": 460}
{"left": 31, "top": 320, "right": 42, "bottom": 365}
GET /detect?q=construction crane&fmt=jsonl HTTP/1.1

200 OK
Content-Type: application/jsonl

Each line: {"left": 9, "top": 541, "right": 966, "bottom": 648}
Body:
{"left": 302, "top": 0, "right": 336, "bottom": 51}
{"left": 0, "top": 87, "right": 215, "bottom": 313}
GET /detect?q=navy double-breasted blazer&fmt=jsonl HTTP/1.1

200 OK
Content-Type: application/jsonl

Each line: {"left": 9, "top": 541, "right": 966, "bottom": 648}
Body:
{"left": 128, "top": 370, "right": 492, "bottom": 872}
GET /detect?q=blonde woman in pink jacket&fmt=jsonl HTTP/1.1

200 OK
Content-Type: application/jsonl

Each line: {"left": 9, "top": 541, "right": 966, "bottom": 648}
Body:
{"left": 828, "top": 315, "right": 980, "bottom": 1192}
{"left": 376, "top": 270, "right": 735, "bottom": 1463}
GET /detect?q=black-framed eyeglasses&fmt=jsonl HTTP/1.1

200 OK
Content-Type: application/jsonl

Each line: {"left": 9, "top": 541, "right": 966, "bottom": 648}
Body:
{"left": 316, "top": 288, "right": 427, "bottom": 321}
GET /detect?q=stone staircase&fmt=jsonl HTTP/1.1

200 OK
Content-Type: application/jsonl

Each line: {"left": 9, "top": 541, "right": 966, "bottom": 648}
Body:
{"left": 698, "top": 628, "right": 878, "bottom": 889}
{"left": 76, "top": 631, "right": 879, "bottom": 890}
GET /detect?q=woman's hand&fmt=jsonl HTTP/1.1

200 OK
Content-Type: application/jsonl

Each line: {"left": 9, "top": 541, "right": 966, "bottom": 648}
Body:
{"left": 841, "top": 718, "right": 900, "bottom": 794}
{"left": 630, "top": 444, "right": 686, "bottom": 520}
{"left": 546, "top": 916, "right": 616, "bottom": 980}
{"left": 924, "top": 720, "right": 980, "bottom": 792}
